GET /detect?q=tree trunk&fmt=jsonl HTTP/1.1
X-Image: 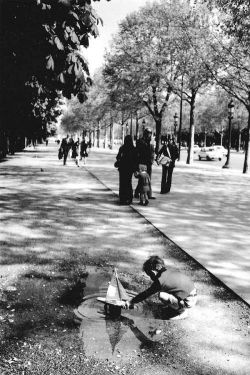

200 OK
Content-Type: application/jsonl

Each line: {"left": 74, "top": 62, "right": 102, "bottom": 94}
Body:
{"left": 135, "top": 112, "right": 139, "bottom": 141}
{"left": 130, "top": 113, "right": 133, "bottom": 137}
{"left": 122, "top": 124, "right": 125, "bottom": 144}
{"left": 178, "top": 76, "right": 184, "bottom": 161}
{"left": 237, "top": 129, "right": 241, "bottom": 152}
{"left": 97, "top": 122, "right": 100, "bottom": 148}
{"left": 243, "top": 105, "right": 250, "bottom": 174}
{"left": 110, "top": 122, "right": 114, "bottom": 150}
{"left": 154, "top": 117, "right": 162, "bottom": 154}
{"left": 186, "top": 92, "right": 196, "bottom": 165}
{"left": 104, "top": 126, "right": 107, "bottom": 148}
{"left": 143, "top": 87, "right": 165, "bottom": 153}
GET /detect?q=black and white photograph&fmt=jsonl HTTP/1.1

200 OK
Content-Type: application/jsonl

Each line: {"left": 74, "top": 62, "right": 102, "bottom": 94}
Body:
{"left": 0, "top": 0, "right": 249, "bottom": 374}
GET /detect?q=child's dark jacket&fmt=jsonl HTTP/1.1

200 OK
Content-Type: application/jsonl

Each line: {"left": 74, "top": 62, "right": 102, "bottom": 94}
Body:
{"left": 131, "top": 268, "right": 194, "bottom": 304}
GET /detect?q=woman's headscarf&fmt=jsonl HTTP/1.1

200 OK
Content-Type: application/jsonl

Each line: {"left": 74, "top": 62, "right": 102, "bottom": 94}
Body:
{"left": 123, "top": 135, "right": 134, "bottom": 150}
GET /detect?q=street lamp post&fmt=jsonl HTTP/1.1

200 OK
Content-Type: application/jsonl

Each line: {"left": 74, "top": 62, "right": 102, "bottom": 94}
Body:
{"left": 223, "top": 99, "right": 234, "bottom": 169}
{"left": 173, "top": 113, "right": 178, "bottom": 138}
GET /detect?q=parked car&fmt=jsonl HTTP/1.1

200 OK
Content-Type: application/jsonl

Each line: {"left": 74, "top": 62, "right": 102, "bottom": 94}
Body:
{"left": 198, "top": 146, "right": 224, "bottom": 161}
{"left": 213, "top": 145, "right": 227, "bottom": 156}
{"left": 193, "top": 144, "right": 200, "bottom": 154}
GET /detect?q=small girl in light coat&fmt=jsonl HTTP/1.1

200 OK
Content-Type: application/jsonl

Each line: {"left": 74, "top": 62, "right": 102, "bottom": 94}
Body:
{"left": 134, "top": 164, "right": 151, "bottom": 206}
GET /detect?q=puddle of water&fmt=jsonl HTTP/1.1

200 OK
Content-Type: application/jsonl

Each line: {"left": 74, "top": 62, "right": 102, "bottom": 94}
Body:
{"left": 75, "top": 267, "right": 175, "bottom": 362}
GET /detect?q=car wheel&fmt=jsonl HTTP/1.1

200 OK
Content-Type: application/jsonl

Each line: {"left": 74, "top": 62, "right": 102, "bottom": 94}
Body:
{"left": 199, "top": 156, "right": 201, "bottom": 160}
{"left": 206, "top": 156, "right": 210, "bottom": 161}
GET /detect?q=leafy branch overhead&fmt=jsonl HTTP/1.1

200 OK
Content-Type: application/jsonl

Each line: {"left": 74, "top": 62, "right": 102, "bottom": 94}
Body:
{"left": 0, "top": 0, "right": 110, "bottom": 140}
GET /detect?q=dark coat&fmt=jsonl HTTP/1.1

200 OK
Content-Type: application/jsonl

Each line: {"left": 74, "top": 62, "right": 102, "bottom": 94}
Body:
{"left": 116, "top": 145, "right": 137, "bottom": 173}
{"left": 136, "top": 138, "right": 155, "bottom": 167}
{"left": 80, "top": 140, "right": 88, "bottom": 157}
{"left": 60, "top": 138, "right": 72, "bottom": 154}
{"left": 71, "top": 141, "right": 79, "bottom": 158}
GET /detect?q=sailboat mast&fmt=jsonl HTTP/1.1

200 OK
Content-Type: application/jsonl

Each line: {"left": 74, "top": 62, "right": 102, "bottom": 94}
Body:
{"left": 114, "top": 268, "right": 122, "bottom": 300}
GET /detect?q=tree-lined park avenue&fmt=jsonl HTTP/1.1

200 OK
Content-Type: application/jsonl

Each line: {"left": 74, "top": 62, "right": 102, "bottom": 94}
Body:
{"left": 1, "top": 0, "right": 250, "bottom": 174}
{"left": 0, "top": 2, "right": 250, "bottom": 371}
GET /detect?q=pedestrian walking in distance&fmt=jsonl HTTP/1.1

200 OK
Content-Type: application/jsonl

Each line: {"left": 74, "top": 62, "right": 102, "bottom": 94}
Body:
{"left": 135, "top": 127, "right": 155, "bottom": 199}
{"left": 156, "top": 136, "right": 179, "bottom": 194}
{"left": 123, "top": 255, "right": 197, "bottom": 320}
{"left": 71, "top": 139, "right": 80, "bottom": 167}
{"left": 115, "top": 135, "right": 137, "bottom": 205}
{"left": 80, "top": 137, "right": 89, "bottom": 165}
{"left": 59, "top": 134, "right": 73, "bottom": 166}
{"left": 134, "top": 164, "right": 151, "bottom": 206}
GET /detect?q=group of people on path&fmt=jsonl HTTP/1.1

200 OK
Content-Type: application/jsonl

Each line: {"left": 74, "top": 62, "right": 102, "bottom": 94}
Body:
{"left": 58, "top": 135, "right": 89, "bottom": 166}
{"left": 115, "top": 128, "right": 179, "bottom": 205}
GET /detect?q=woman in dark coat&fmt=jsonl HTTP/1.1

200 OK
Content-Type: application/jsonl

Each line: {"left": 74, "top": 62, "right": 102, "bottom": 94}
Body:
{"left": 116, "top": 135, "right": 137, "bottom": 205}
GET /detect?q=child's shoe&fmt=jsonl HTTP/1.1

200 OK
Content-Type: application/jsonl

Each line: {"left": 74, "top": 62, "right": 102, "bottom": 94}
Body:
{"left": 144, "top": 200, "right": 149, "bottom": 206}
{"left": 139, "top": 201, "right": 144, "bottom": 205}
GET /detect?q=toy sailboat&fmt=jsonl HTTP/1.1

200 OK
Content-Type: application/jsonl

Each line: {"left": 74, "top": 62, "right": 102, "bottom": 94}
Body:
{"left": 97, "top": 268, "right": 129, "bottom": 307}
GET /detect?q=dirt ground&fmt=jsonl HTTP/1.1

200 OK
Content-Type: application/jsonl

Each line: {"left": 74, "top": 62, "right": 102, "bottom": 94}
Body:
{"left": 0, "top": 145, "right": 249, "bottom": 375}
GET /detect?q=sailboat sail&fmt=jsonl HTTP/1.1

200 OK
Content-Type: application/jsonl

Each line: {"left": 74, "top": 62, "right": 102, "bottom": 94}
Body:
{"left": 97, "top": 268, "right": 129, "bottom": 306}
{"left": 115, "top": 269, "right": 129, "bottom": 301}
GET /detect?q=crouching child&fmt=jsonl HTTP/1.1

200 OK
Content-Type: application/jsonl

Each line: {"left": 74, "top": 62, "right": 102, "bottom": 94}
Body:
{"left": 123, "top": 255, "right": 197, "bottom": 320}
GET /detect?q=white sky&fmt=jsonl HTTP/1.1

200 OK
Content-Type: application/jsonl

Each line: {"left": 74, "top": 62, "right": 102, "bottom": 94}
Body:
{"left": 84, "top": 0, "right": 149, "bottom": 75}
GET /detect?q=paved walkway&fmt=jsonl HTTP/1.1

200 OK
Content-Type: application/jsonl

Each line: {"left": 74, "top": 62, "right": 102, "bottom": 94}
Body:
{"left": 85, "top": 146, "right": 250, "bottom": 306}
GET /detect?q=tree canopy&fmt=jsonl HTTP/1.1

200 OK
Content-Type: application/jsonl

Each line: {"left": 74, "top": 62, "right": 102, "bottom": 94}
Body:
{"left": 205, "top": 0, "right": 250, "bottom": 47}
{"left": 103, "top": 0, "right": 221, "bottom": 153}
{"left": 103, "top": 1, "right": 190, "bottom": 151}
{"left": 0, "top": 0, "right": 109, "bottom": 148}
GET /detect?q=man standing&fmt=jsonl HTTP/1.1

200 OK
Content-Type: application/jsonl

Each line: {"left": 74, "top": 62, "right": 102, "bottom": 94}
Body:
{"left": 135, "top": 127, "right": 155, "bottom": 199}
{"left": 157, "top": 136, "right": 179, "bottom": 193}
{"left": 167, "top": 137, "right": 179, "bottom": 192}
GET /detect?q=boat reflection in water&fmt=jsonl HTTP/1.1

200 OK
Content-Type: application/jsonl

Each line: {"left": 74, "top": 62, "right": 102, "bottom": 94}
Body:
{"left": 75, "top": 268, "right": 165, "bottom": 361}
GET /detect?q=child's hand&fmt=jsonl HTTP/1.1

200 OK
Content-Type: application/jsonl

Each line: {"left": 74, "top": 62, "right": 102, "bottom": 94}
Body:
{"left": 122, "top": 301, "right": 134, "bottom": 310}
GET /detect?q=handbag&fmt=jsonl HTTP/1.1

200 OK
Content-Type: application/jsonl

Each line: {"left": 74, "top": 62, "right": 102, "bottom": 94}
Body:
{"left": 158, "top": 154, "right": 172, "bottom": 166}
{"left": 58, "top": 148, "right": 63, "bottom": 160}
{"left": 114, "top": 160, "right": 120, "bottom": 168}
